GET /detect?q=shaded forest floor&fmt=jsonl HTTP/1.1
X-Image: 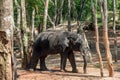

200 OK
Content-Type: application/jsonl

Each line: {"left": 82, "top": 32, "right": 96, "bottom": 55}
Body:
{"left": 17, "top": 28, "right": 120, "bottom": 80}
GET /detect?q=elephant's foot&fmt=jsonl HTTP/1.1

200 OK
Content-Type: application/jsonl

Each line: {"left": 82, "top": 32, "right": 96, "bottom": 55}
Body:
{"left": 72, "top": 69, "right": 78, "bottom": 73}
{"left": 84, "top": 69, "right": 87, "bottom": 74}
{"left": 26, "top": 66, "right": 36, "bottom": 71}
{"left": 60, "top": 69, "right": 67, "bottom": 72}
{"left": 40, "top": 68, "right": 49, "bottom": 71}
{"left": 28, "top": 68, "right": 35, "bottom": 71}
{"left": 40, "top": 67, "right": 49, "bottom": 71}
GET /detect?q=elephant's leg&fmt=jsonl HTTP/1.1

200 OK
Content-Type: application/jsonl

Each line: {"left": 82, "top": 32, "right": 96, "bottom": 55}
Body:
{"left": 40, "top": 55, "right": 48, "bottom": 70}
{"left": 27, "top": 53, "right": 39, "bottom": 71}
{"left": 33, "top": 59, "right": 39, "bottom": 70}
{"left": 82, "top": 54, "right": 87, "bottom": 74}
{"left": 60, "top": 52, "right": 68, "bottom": 72}
{"left": 68, "top": 50, "right": 78, "bottom": 73}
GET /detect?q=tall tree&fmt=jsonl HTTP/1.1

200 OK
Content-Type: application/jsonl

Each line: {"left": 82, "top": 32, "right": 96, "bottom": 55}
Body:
{"left": 55, "top": 0, "right": 64, "bottom": 25}
{"left": 68, "top": 0, "right": 71, "bottom": 31}
{"left": 31, "top": 8, "right": 35, "bottom": 41}
{"left": 42, "top": 0, "right": 56, "bottom": 30}
{"left": 77, "top": 0, "right": 86, "bottom": 32}
{"left": 53, "top": 0, "right": 57, "bottom": 25}
{"left": 71, "top": 0, "right": 78, "bottom": 20}
{"left": 21, "top": 0, "right": 29, "bottom": 68}
{"left": 113, "top": 0, "right": 118, "bottom": 62}
{"left": 78, "top": 0, "right": 86, "bottom": 21}
{"left": 43, "top": 0, "right": 49, "bottom": 31}
{"left": 0, "top": 0, "right": 15, "bottom": 80}
{"left": 99, "top": 0, "right": 114, "bottom": 77}
{"left": 91, "top": 0, "right": 104, "bottom": 77}
{"left": 14, "top": 0, "right": 24, "bottom": 68}
{"left": 14, "top": 0, "right": 21, "bottom": 28}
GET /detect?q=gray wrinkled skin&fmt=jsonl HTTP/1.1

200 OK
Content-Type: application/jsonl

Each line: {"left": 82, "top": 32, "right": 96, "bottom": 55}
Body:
{"left": 28, "top": 30, "right": 91, "bottom": 73}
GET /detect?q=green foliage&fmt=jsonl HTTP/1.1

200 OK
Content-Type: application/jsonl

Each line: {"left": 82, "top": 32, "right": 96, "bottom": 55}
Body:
{"left": 13, "top": 0, "right": 120, "bottom": 29}
{"left": 48, "top": 0, "right": 55, "bottom": 20}
{"left": 117, "top": 1, "right": 120, "bottom": 9}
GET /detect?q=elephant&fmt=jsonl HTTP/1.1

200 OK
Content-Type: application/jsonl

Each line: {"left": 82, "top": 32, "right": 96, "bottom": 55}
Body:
{"left": 28, "top": 30, "right": 91, "bottom": 73}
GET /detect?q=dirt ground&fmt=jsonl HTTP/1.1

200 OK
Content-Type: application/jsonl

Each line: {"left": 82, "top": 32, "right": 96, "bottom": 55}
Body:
{"left": 17, "top": 28, "right": 120, "bottom": 80}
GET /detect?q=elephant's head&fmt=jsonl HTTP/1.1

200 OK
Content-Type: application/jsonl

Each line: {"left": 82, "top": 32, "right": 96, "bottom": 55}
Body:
{"left": 67, "top": 32, "right": 92, "bottom": 62}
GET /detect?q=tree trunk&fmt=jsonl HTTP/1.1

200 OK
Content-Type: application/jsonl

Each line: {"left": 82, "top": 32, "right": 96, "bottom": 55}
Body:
{"left": 43, "top": 0, "right": 49, "bottom": 31}
{"left": 99, "top": 0, "right": 114, "bottom": 77}
{"left": 113, "top": 0, "right": 118, "bottom": 62}
{"left": 58, "top": 0, "right": 64, "bottom": 24}
{"left": 119, "top": 10, "right": 120, "bottom": 20}
{"left": 68, "top": 0, "right": 71, "bottom": 31}
{"left": 54, "top": 0, "right": 64, "bottom": 25}
{"left": 48, "top": 15, "right": 56, "bottom": 30}
{"left": 14, "top": 0, "right": 24, "bottom": 68}
{"left": 21, "top": 0, "right": 28, "bottom": 68}
{"left": 31, "top": 8, "right": 35, "bottom": 41}
{"left": 71, "top": 0, "right": 78, "bottom": 20}
{"left": 78, "top": 0, "right": 86, "bottom": 21}
{"left": 53, "top": 0, "right": 57, "bottom": 25}
{"left": 42, "top": 0, "right": 56, "bottom": 30}
{"left": 0, "top": 0, "right": 14, "bottom": 79}
{"left": 91, "top": 0, "right": 104, "bottom": 77}
{"left": 14, "top": 0, "right": 20, "bottom": 28}
{"left": 77, "top": 0, "right": 86, "bottom": 32}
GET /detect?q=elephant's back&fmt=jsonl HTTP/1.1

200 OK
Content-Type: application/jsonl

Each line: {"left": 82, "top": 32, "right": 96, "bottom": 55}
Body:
{"left": 33, "top": 30, "right": 71, "bottom": 53}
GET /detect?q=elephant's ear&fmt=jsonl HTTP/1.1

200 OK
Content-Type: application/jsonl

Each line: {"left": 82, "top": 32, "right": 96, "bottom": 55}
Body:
{"left": 60, "top": 37, "right": 70, "bottom": 51}
{"left": 64, "top": 37, "right": 69, "bottom": 47}
{"left": 58, "top": 34, "right": 70, "bottom": 48}
{"left": 67, "top": 36, "right": 76, "bottom": 45}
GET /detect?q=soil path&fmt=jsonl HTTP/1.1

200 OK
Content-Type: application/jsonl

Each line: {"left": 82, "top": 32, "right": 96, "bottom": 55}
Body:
{"left": 17, "top": 28, "right": 120, "bottom": 80}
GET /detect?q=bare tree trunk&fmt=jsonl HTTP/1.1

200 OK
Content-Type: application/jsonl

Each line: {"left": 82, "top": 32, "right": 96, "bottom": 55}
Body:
{"left": 0, "top": 0, "right": 14, "bottom": 79}
{"left": 91, "top": 0, "right": 104, "bottom": 77}
{"left": 48, "top": 15, "right": 56, "bottom": 30}
{"left": 14, "top": 0, "right": 20, "bottom": 27}
{"left": 99, "top": 0, "right": 114, "bottom": 77}
{"left": 31, "top": 8, "right": 35, "bottom": 41}
{"left": 58, "top": 0, "right": 64, "bottom": 24}
{"left": 14, "top": 0, "right": 24, "bottom": 68}
{"left": 42, "top": 0, "right": 56, "bottom": 30}
{"left": 113, "top": 0, "right": 118, "bottom": 62}
{"left": 77, "top": 0, "right": 86, "bottom": 32}
{"left": 68, "top": 0, "right": 71, "bottom": 31}
{"left": 59, "top": 8, "right": 63, "bottom": 24}
{"left": 54, "top": 0, "right": 64, "bottom": 25}
{"left": 71, "top": 0, "right": 78, "bottom": 21}
{"left": 53, "top": 0, "right": 57, "bottom": 25}
{"left": 43, "top": 0, "right": 49, "bottom": 31}
{"left": 78, "top": 0, "right": 86, "bottom": 21}
{"left": 119, "top": 11, "right": 120, "bottom": 20}
{"left": 21, "top": 0, "right": 28, "bottom": 68}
